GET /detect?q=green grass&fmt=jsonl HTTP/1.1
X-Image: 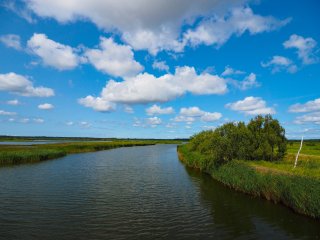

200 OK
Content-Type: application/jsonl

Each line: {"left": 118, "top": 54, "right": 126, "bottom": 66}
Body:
{"left": 287, "top": 140, "right": 320, "bottom": 155}
{"left": 0, "top": 140, "right": 162, "bottom": 166}
{"left": 246, "top": 141, "right": 320, "bottom": 179}
{"left": 0, "top": 135, "right": 188, "bottom": 143}
{"left": 178, "top": 142, "right": 320, "bottom": 219}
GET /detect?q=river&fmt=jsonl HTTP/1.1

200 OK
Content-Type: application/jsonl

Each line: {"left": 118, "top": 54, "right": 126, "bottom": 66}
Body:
{"left": 0, "top": 144, "right": 319, "bottom": 239}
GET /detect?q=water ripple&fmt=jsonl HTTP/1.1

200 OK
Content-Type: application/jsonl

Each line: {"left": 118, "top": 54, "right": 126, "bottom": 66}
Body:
{"left": 0, "top": 144, "right": 319, "bottom": 239}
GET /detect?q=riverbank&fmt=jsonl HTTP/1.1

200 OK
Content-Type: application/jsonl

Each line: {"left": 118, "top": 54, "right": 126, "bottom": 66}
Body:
{"left": 0, "top": 141, "right": 168, "bottom": 166}
{"left": 178, "top": 144, "right": 320, "bottom": 219}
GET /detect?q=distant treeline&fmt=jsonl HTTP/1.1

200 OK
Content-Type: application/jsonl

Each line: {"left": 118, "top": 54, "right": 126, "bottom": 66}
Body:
{"left": 0, "top": 135, "right": 189, "bottom": 142}
{"left": 189, "top": 115, "right": 287, "bottom": 166}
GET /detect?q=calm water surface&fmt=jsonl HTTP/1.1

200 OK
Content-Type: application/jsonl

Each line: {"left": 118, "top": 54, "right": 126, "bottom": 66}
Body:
{"left": 0, "top": 144, "right": 319, "bottom": 239}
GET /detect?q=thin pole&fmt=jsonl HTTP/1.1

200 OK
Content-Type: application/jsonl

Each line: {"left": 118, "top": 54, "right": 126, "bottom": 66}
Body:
{"left": 294, "top": 136, "right": 303, "bottom": 168}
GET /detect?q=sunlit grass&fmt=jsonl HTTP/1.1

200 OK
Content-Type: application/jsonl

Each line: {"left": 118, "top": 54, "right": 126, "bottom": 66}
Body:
{"left": 246, "top": 141, "right": 320, "bottom": 179}
{"left": 0, "top": 140, "right": 167, "bottom": 166}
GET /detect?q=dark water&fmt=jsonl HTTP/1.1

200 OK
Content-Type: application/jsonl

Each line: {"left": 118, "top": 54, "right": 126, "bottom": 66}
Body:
{"left": 0, "top": 144, "right": 319, "bottom": 239}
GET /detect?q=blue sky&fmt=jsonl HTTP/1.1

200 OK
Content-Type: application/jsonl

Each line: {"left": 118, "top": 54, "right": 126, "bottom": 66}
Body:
{"left": 0, "top": 0, "right": 319, "bottom": 139}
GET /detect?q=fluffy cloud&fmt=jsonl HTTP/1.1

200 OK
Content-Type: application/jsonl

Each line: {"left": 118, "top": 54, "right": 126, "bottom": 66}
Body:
{"left": 173, "top": 115, "right": 195, "bottom": 124}
{"left": 226, "top": 96, "right": 275, "bottom": 115}
{"left": 0, "top": 72, "right": 54, "bottom": 97}
{"left": 146, "top": 117, "right": 162, "bottom": 126}
{"left": 79, "top": 66, "right": 227, "bottom": 111}
{"left": 0, "top": 110, "right": 17, "bottom": 116}
{"left": 289, "top": 98, "right": 320, "bottom": 113}
{"left": 221, "top": 66, "right": 245, "bottom": 76}
{"left": 229, "top": 73, "right": 260, "bottom": 90}
{"left": 283, "top": 34, "right": 318, "bottom": 64}
{"left": 78, "top": 96, "right": 115, "bottom": 112}
{"left": 239, "top": 73, "right": 260, "bottom": 90}
{"left": 152, "top": 60, "right": 169, "bottom": 72}
{"left": 27, "top": 33, "right": 81, "bottom": 70}
{"left": 184, "top": 7, "right": 290, "bottom": 48}
{"left": 146, "top": 104, "right": 174, "bottom": 115}
{"left": 26, "top": 1, "right": 287, "bottom": 54}
{"left": 180, "top": 106, "right": 204, "bottom": 117}
{"left": 38, "top": 103, "right": 54, "bottom": 110}
{"left": 6, "top": 99, "right": 20, "bottom": 105}
{"left": 85, "top": 37, "right": 143, "bottom": 77}
{"left": 0, "top": 34, "right": 22, "bottom": 50}
{"left": 133, "top": 116, "right": 162, "bottom": 128}
{"left": 294, "top": 112, "right": 320, "bottom": 125}
{"left": 101, "top": 67, "right": 227, "bottom": 103}
{"left": 261, "top": 55, "right": 297, "bottom": 73}
{"left": 176, "top": 106, "right": 222, "bottom": 122}
{"left": 201, "top": 112, "right": 222, "bottom": 122}
{"left": 226, "top": 72, "right": 260, "bottom": 90}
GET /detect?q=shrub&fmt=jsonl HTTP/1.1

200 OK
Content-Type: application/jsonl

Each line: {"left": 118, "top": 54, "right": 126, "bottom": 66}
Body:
{"left": 189, "top": 115, "right": 287, "bottom": 166}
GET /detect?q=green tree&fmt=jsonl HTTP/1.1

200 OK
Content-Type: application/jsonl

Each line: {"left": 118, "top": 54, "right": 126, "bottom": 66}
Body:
{"left": 189, "top": 115, "right": 287, "bottom": 166}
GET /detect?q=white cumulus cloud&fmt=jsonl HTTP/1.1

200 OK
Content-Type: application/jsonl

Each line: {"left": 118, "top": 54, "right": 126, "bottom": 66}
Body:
{"left": 226, "top": 96, "right": 275, "bottom": 115}
{"left": 228, "top": 73, "right": 260, "bottom": 90}
{"left": 0, "top": 72, "right": 54, "bottom": 97}
{"left": 146, "top": 104, "right": 174, "bottom": 115}
{"left": 152, "top": 60, "right": 169, "bottom": 72}
{"left": 25, "top": 1, "right": 287, "bottom": 54}
{"left": 85, "top": 37, "right": 143, "bottom": 77}
{"left": 289, "top": 98, "right": 320, "bottom": 113}
{"left": 201, "top": 112, "right": 222, "bottom": 122}
{"left": 78, "top": 96, "right": 115, "bottom": 112}
{"left": 176, "top": 106, "right": 222, "bottom": 122}
{"left": 79, "top": 66, "right": 227, "bottom": 112}
{"left": 184, "top": 7, "right": 290, "bottom": 48}
{"left": 27, "top": 33, "right": 81, "bottom": 70}
{"left": 221, "top": 66, "right": 245, "bottom": 76}
{"left": 146, "top": 117, "right": 162, "bottom": 126}
{"left": 38, "top": 103, "right": 54, "bottom": 110}
{"left": 294, "top": 112, "right": 320, "bottom": 125}
{"left": 226, "top": 72, "right": 260, "bottom": 91}
{"left": 180, "top": 106, "right": 204, "bottom": 117}
{"left": 261, "top": 55, "right": 298, "bottom": 73}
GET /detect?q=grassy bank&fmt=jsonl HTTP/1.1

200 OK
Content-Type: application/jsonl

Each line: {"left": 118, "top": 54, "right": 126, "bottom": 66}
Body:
{"left": 0, "top": 141, "right": 160, "bottom": 166}
{"left": 178, "top": 143, "right": 320, "bottom": 219}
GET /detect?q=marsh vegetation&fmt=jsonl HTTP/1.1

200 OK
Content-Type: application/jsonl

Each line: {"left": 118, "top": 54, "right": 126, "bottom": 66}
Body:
{"left": 0, "top": 140, "right": 181, "bottom": 166}
{"left": 178, "top": 115, "right": 320, "bottom": 218}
